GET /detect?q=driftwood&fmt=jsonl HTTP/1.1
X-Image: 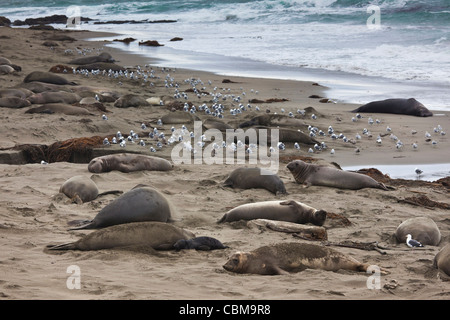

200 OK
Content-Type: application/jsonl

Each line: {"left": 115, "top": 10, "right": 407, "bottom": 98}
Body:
{"left": 323, "top": 240, "right": 388, "bottom": 255}
{"left": 398, "top": 195, "right": 450, "bottom": 210}
{"left": 247, "top": 219, "right": 327, "bottom": 241}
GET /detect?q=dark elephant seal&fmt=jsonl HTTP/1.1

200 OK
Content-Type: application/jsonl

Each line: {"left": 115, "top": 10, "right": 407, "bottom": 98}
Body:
{"left": 433, "top": 243, "right": 450, "bottom": 280}
{"left": 28, "top": 91, "right": 81, "bottom": 104}
{"left": 113, "top": 94, "right": 149, "bottom": 108}
{"left": 68, "top": 186, "right": 173, "bottom": 230}
{"left": 203, "top": 118, "right": 233, "bottom": 131}
{"left": 287, "top": 160, "right": 388, "bottom": 190}
{"left": 173, "top": 236, "right": 229, "bottom": 251}
{"left": 15, "top": 81, "right": 69, "bottom": 93}
{"left": 88, "top": 153, "right": 173, "bottom": 173}
{"left": 25, "top": 103, "right": 93, "bottom": 115}
{"left": 223, "top": 167, "right": 287, "bottom": 195}
{"left": 160, "top": 111, "right": 199, "bottom": 124}
{"left": 247, "top": 126, "right": 318, "bottom": 145}
{"left": 47, "top": 221, "right": 194, "bottom": 251}
{"left": 239, "top": 114, "right": 307, "bottom": 129}
{"left": 23, "top": 71, "right": 77, "bottom": 85}
{"left": 69, "top": 52, "right": 114, "bottom": 65}
{"left": 351, "top": 98, "right": 433, "bottom": 117}
{"left": 218, "top": 200, "right": 327, "bottom": 226}
{"left": 223, "top": 242, "right": 388, "bottom": 275}
{"left": 395, "top": 217, "right": 441, "bottom": 246}
{"left": 0, "top": 88, "right": 30, "bottom": 99}
{"left": 59, "top": 175, "right": 99, "bottom": 203}
{"left": 0, "top": 97, "right": 31, "bottom": 108}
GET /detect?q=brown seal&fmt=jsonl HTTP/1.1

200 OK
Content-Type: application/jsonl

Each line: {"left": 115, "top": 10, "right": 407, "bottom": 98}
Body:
{"left": 59, "top": 175, "right": 99, "bottom": 203}
{"left": 0, "top": 97, "right": 31, "bottom": 108}
{"left": 223, "top": 167, "right": 287, "bottom": 195}
{"left": 218, "top": 200, "right": 326, "bottom": 226}
{"left": 287, "top": 160, "right": 387, "bottom": 190}
{"left": 23, "top": 71, "right": 77, "bottom": 85}
{"left": 433, "top": 243, "right": 450, "bottom": 280}
{"left": 68, "top": 52, "right": 114, "bottom": 65}
{"left": 223, "top": 242, "right": 388, "bottom": 275}
{"left": 239, "top": 114, "right": 307, "bottom": 129}
{"left": 113, "top": 94, "right": 149, "bottom": 108}
{"left": 88, "top": 153, "right": 173, "bottom": 173}
{"left": 28, "top": 91, "right": 81, "bottom": 104}
{"left": 352, "top": 98, "right": 433, "bottom": 117}
{"left": 395, "top": 217, "right": 441, "bottom": 246}
{"left": 25, "top": 103, "right": 93, "bottom": 115}
{"left": 47, "top": 221, "right": 195, "bottom": 251}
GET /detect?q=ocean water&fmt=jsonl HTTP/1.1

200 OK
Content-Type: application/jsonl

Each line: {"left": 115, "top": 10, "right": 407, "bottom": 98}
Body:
{"left": 2, "top": 0, "right": 450, "bottom": 110}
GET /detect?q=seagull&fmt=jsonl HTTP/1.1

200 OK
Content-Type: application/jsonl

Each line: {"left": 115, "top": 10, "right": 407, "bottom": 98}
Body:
{"left": 406, "top": 234, "right": 424, "bottom": 248}
{"left": 415, "top": 168, "right": 423, "bottom": 176}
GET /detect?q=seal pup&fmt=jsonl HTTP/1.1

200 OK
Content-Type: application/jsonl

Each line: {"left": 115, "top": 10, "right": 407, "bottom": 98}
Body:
{"left": 68, "top": 186, "right": 173, "bottom": 230}
{"left": 88, "top": 153, "right": 173, "bottom": 173}
{"left": 28, "top": 91, "right": 81, "bottom": 104}
{"left": 223, "top": 167, "right": 287, "bottom": 195}
{"left": 47, "top": 221, "right": 195, "bottom": 251}
{"left": 287, "top": 160, "right": 388, "bottom": 190}
{"left": 173, "top": 236, "right": 229, "bottom": 251}
{"left": 25, "top": 103, "right": 93, "bottom": 116}
{"left": 395, "top": 217, "right": 441, "bottom": 246}
{"left": 113, "top": 94, "right": 149, "bottom": 108}
{"left": 351, "top": 98, "right": 433, "bottom": 117}
{"left": 0, "top": 96, "right": 31, "bottom": 108}
{"left": 59, "top": 175, "right": 99, "bottom": 203}
{"left": 218, "top": 200, "right": 327, "bottom": 226}
{"left": 223, "top": 242, "right": 388, "bottom": 275}
{"left": 433, "top": 243, "right": 450, "bottom": 280}
{"left": 23, "top": 71, "right": 77, "bottom": 85}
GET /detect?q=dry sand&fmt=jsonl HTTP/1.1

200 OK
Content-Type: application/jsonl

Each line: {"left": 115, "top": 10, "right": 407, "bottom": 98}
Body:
{"left": 0, "top": 27, "right": 449, "bottom": 300}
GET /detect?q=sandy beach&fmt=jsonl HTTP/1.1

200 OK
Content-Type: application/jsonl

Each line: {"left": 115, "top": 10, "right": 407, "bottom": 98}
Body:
{"left": 0, "top": 26, "right": 449, "bottom": 301}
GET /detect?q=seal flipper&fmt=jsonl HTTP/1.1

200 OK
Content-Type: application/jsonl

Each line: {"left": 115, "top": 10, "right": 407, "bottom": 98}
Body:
{"left": 46, "top": 242, "right": 78, "bottom": 251}
{"left": 67, "top": 219, "right": 95, "bottom": 230}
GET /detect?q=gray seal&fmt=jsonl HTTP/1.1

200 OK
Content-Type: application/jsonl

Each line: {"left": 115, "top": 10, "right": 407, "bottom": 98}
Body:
{"left": 395, "top": 217, "right": 441, "bottom": 246}
{"left": 351, "top": 98, "right": 433, "bottom": 117}
{"left": 287, "top": 160, "right": 387, "bottom": 190}
{"left": 47, "top": 221, "right": 195, "bottom": 251}
{"left": 223, "top": 242, "right": 388, "bottom": 275}
{"left": 68, "top": 186, "right": 173, "bottom": 230}
{"left": 223, "top": 167, "right": 287, "bottom": 195}
{"left": 59, "top": 175, "right": 99, "bottom": 203}
{"left": 218, "top": 200, "right": 327, "bottom": 226}
{"left": 173, "top": 236, "right": 229, "bottom": 251}
{"left": 433, "top": 243, "right": 450, "bottom": 280}
{"left": 88, "top": 153, "right": 173, "bottom": 173}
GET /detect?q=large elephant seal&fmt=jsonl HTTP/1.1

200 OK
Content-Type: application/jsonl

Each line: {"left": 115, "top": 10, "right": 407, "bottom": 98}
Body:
{"left": 68, "top": 52, "right": 114, "bottom": 65}
{"left": 25, "top": 103, "right": 93, "bottom": 115}
{"left": 59, "top": 175, "right": 99, "bottom": 203}
{"left": 173, "top": 236, "right": 229, "bottom": 251}
{"left": 223, "top": 242, "right": 388, "bottom": 275}
{"left": 433, "top": 243, "right": 450, "bottom": 280}
{"left": 23, "top": 71, "right": 77, "bottom": 85}
{"left": 218, "top": 200, "right": 327, "bottom": 226}
{"left": 68, "top": 186, "right": 173, "bottom": 230}
{"left": 223, "top": 167, "right": 287, "bottom": 195}
{"left": 28, "top": 91, "right": 81, "bottom": 104}
{"left": 351, "top": 98, "right": 433, "bottom": 117}
{"left": 395, "top": 217, "right": 441, "bottom": 246}
{"left": 239, "top": 114, "right": 307, "bottom": 129}
{"left": 47, "top": 221, "right": 195, "bottom": 251}
{"left": 160, "top": 111, "right": 199, "bottom": 124}
{"left": 0, "top": 97, "right": 31, "bottom": 108}
{"left": 113, "top": 94, "right": 149, "bottom": 108}
{"left": 287, "top": 160, "right": 388, "bottom": 190}
{"left": 88, "top": 153, "right": 173, "bottom": 173}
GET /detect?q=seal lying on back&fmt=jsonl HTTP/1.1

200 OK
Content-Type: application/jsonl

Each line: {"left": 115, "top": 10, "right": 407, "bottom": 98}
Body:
{"left": 223, "top": 167, "right": 287, "bottom": 195}
{"left": 223, "top": 242, "right": 388, "bottom": 275}
{"left": 351, "top": 98, "right": 433, "bottom": 117}
{"left": 287, "top": 160, "right": 387, "bottom": 190}
{"left": 218, "top": 200, "right": 327, "bottom": 226}
{"left": 47, "top": 221, "right": 195, "bottom": 251}
{"left": 173, "top": 236, "right": 229, "bottom": 251}
{"left": 88, "top": 153, "right": 173, "bottom": 173}
{"left": 395, "top": 217, "right": 441, "bottom": 246}
{"left": 68, "top": 186, "right": 173, "bottom": 230}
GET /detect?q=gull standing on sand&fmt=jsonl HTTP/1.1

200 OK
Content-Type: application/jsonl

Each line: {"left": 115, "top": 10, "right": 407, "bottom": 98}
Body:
{"left": 406, "top": 234, "right": 424, "bottom": 248}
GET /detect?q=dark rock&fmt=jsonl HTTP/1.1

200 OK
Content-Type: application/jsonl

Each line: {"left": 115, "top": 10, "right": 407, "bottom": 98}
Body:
{"left": 0, "top": 16, "right": 11, "bottom": 27}
{"left": 138, "top": 40, "right": 164, "bottom": 47}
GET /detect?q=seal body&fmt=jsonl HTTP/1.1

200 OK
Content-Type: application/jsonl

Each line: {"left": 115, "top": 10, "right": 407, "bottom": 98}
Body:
{"left": 0, "top": 97, "right": 31, "bottom": 108}
{"left": 173, "top": 236, "right": 228, "bottom": 251}
{"left": 59, "top": 175, "right": 99, "bottom": 203}
{"left": 69, "top": 186, "right": 172, "bottom": 229}
{"left": 287, "top": 160, "right": 387, "bottom": 190}
{"left": 351, "top": 98, "right": 433, "bottom": 117}
{"left": 239, "top": 114, "right": 306, "bottom": 129}
{"left": 395, "top": 217, "right": 441, "bottom": 246}
{"left": 69, "top": 52, "right": 114, "bottom": 65}
{"left": 223, "top": 167, "right": 287, "bottom": 195}
{"left": 23, "top": 71, "right": 76, "bottom": 85}
{"left": 25, "top": 103, "right": 93, "bottom": 115}
{"left": 223, "top": 242, "right": 378, "bottom": 275}
{"left": 434, "top": 243, "right": 450, "bottom": 280}
{"left": 88, "top": 153, "right": 173, "bottom": 173}
{"left": 48, "top": 221, "right": 195, "bottom": 251}
{"left": 218, "top": 200, "right": 327, "bottom": 226}
{"left": 113, "top": 94, "right": 149, "bottom": 108}
{"left": 28, "top": 91, "right": 81, "bottom": 104}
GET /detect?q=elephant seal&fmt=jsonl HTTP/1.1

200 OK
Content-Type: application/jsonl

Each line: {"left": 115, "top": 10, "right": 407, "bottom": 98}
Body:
{"left": 160, "top": 111, "right": 199, "bottom": 124}
{"left": 351, "top": 98, "right": 433, "bottom": 117}
{"left": 203, "top": 118, "right": 234, "bottom": 131}
{"left": 0, "top": 88, "right": 30, "bottom": 99}
{"left": 239, "top": 114, "right": 307, "bottom": 129}
{"left": 28, "top": 91, "right": 81, "bottom": 104}
{"left": 173, "top": 236, "right": 229, "bottom": 251}
{"left": 218, "top": 200, "right": 327, "bottom": 226}
{"left": 113, "top": 94, "right": 149, "bottom": 108}
{"left": 15, "top": 81, "right": 69, "bottom": 93}
{"left": 0, "top": 97, "right": 31, "bottom": 108}
{"left": 68, "top": 52, "right": 114, "bottom": 65}
{"left": 223, "top": 242, "right": 388, "bottom": 275}
{"left": 395, "top": 217, "right": 441, "bottom": 246}
{"left": 23, "top": 71, "right": 77, "bottom": 85}
{"left": 47, "top": 221, "right": 194, "bottom": 251}
{"left": 223, "top": 167, "right": 287, "bottom": 195}
{"left": 433, "top": 243, "right": 450, "bottom": 280}
{"left": 68, "top": 186, "right": 173, "bottom": 230}
{"left": 0, "top": 65, "right": 15, "bottom": 75}
{"left": 59, "top": 175, "right": 99, "bottom": 203}
{"left": 88, "top": 153, "right": 173, "bottom": 173}
{"left": 25, "top": 103, "right": 93, "bottom": 115}
{"left": 287, "top": 160, "right": 388, "bottom": 190}
{"left": 247, "top": 127, "right": 318, "bottom": 145}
